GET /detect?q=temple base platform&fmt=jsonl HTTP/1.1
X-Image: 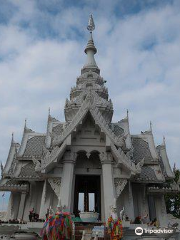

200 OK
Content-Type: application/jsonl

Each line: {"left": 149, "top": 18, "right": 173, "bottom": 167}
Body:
{"left": 0, "top": 221, "right": 180, "bottom": 239}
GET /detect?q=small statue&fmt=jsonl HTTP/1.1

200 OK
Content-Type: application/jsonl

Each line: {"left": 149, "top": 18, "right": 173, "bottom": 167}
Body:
{"left": 49, "top": 206, "right": 54, "bottom": 216}
{"left": 109, "top": 198, "right": 118, "bottom": 220}
{"left": 56, "top": 198, "right": 62, "bottom": 213}
{"left": 45, "top": 208, "right": 49, "bottom": 219}
{"left": 81, "top": 230, "right": 85, "bottom": 240}
{"left": 141, "top": 211, "right": 149, "bottom": 224}
{"left": 120, "top": 207, "right": 125, "bottom": 220}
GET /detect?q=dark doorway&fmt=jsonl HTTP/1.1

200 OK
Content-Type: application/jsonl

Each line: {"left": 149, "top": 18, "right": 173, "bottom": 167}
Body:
{"left": 73, "top": 175, "right": 101, "bottom": 220}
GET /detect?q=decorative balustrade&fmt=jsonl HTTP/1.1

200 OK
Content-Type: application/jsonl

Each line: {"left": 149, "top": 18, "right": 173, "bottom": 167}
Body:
{"left": 147, "top": 184, "right": 180, "bottom": 194}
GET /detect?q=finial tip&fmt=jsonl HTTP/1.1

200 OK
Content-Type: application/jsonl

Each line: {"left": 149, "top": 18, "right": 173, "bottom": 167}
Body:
{"left": 173, "top": 162, "right": 176, "bottom": 172}
{"left": 150, "top": 121, "right": 152, "bottom": 131}
{"left": 163, "top": 136, "right": 166, "bottom": 145}
{"left": 127, "top": 109, "right": 129, "bottom": 118}
{"left": 87, "top": 14, "right": 95, "bottom": 32}
{"left": 24, "top": 118, "right": 27, "bottom": 129}
{"left": 11, "top": 132, "right": 14, "bottom": 143}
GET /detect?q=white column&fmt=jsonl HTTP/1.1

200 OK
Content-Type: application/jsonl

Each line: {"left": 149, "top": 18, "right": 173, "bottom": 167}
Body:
{"left": 59, "top": 160, "right": 74, "bottom": 211}
{"left": 12, "top": 193, "right": 21, "bottom": 219}
{"left": 126, "top": 181, "right": 135, "bottom": 221}
{"left": 5, "top": 193, "right": 12, "bottom": 221}
{"left": 17, "top": 192, "right": 26, "bottom": 220}
{"left": 101, "top": 174, "right": 105, "bottom": 221}
{"left": 102, "top": 161, "right": 115, "bottom": 220}
{"left": 154, "top": 195, "right": 167, "bottom": 227}
{"left": 39, "top": 180, "right": 47, "bottom": 219}
{"left": 137, "top": 184, "right": 147, "bottom": 217}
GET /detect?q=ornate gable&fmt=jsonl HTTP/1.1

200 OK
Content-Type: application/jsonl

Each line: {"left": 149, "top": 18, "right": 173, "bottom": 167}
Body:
{"left": 71, "top": 112, "right": 106, "bottom": 147}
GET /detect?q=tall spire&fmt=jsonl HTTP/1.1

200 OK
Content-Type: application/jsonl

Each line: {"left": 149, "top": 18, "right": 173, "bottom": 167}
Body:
{"left": 82, "top": 15, "right": 100, "bottom": 74}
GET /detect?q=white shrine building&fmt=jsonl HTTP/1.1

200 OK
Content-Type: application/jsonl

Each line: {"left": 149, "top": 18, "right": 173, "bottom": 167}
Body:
{"left": 0, "top": 15, "right": 179, "bottom": 229}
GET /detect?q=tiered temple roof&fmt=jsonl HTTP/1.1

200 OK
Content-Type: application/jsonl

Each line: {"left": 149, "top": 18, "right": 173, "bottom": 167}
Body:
{"left": 0, "top": 107, "right": 175, "bottom": 191}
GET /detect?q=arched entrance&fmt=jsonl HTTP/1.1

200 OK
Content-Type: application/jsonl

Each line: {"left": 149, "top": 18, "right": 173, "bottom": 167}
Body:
{"left": 73, "top": 151, "right": 102, "bottom": 220}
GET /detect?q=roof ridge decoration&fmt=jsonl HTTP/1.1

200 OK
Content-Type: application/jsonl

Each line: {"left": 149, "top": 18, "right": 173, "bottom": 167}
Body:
{"left": 139, "top": 122, "right": 153, "bottom": 135}
{"left": 7, "top": 156, "right": 17, "bottom": 177}
{"left": 47, "top": 107, "right": 58, "bottom": 122}
{"left": 11, "top": 132, "right": 14, "bottom": 144}
{"left": 46, "top": 108, "right": 60, "bottom": 148}
{"left": 119, "top": 109, "right": 129, "bottom": 123}
{"left": 163, "top": 136, "right": 166, "bottom": 146}
{"left": 1, "top": 162, "right": 3, "bottom": 176}
{"left": 156, "top": 136, "right": 166, "bottom": 150}
{"left": 24, "top": 119, "right": 34, "bottom": 133}
{"left": 150, "top": 121, "right": 152, "bottom": 132}
{"left": 110, "top": 143, "right": 144, "bottom": 175}
{"left": 36, "top": 141, "right": 67, "bottom": 171}
{"left": 18, "top": 118, "right": 46, "bottom": 157}
{"left": 156, "top": 138, "right": 175, "bottom": 179}
{"left": 2, "top": 133, "right": 20, "bottom": 177}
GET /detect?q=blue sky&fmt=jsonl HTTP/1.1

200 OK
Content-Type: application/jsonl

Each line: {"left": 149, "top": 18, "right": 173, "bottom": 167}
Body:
{"left": 0, "top": 0, "right": 180, "bottom": 209}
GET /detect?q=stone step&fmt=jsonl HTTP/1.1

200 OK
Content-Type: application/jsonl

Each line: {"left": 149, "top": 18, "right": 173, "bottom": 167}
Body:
{"left": 74, "top": 222, "right": 109, "bottom": 240}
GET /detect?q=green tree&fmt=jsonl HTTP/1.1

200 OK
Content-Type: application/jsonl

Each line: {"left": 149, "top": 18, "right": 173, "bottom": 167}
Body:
{"left": 165, "top": 169, "right": 180, "bottom": 218}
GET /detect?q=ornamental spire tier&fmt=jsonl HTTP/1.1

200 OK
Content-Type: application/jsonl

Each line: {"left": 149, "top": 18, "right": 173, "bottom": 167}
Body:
{"left": 64, "top": 15, "right": 113, "bottom": 123}
{"left": 82, "top": 15, "right": 100, "bottom": 74}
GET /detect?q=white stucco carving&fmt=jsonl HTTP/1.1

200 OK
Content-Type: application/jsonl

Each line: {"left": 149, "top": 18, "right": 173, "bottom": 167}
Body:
{"left": 48, "top": 178, "right": 61, "bottom": 197}
{"left": 114, "top": 178, "right": 128, "bottom": 198}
